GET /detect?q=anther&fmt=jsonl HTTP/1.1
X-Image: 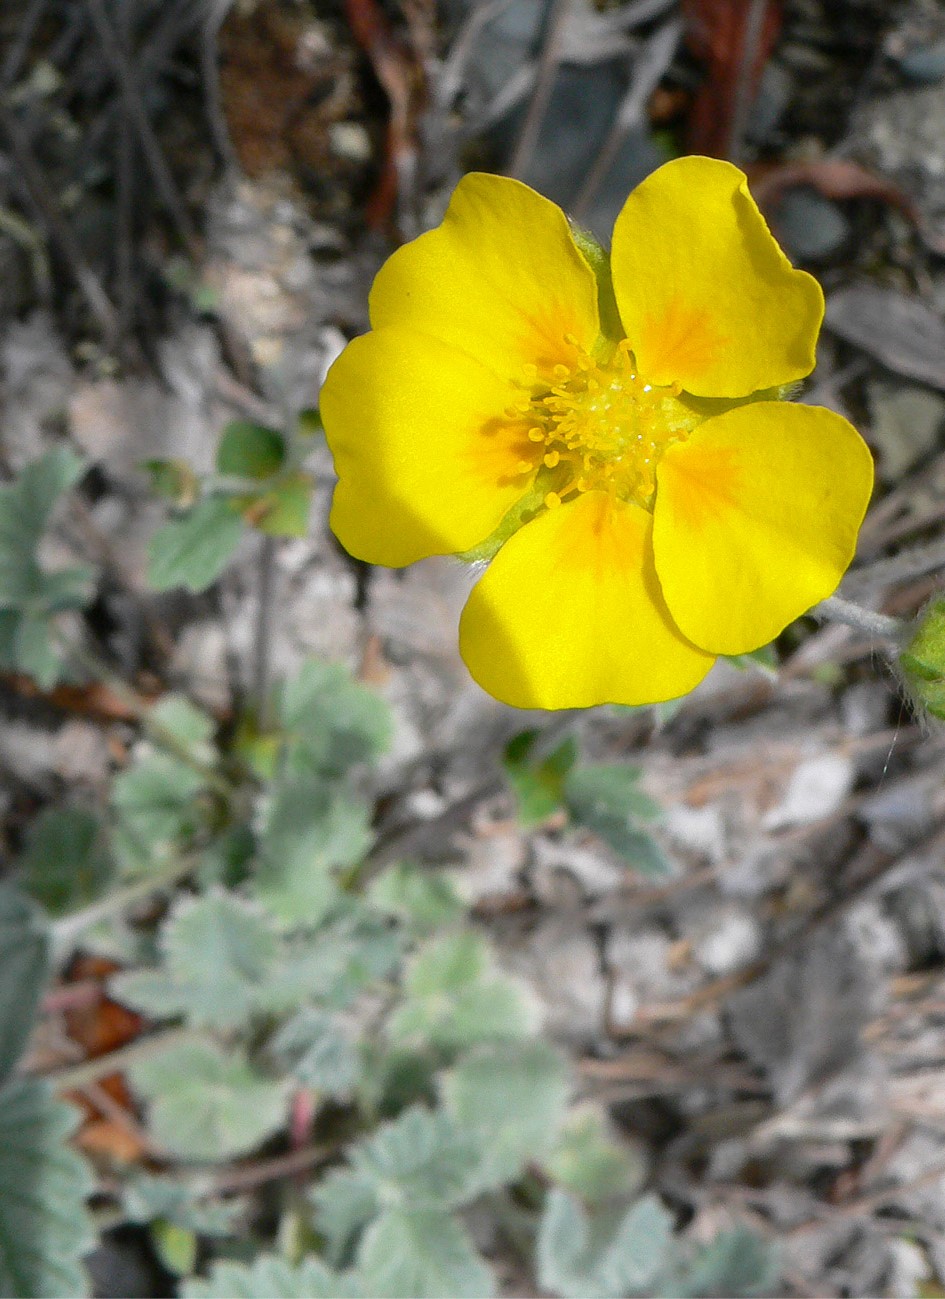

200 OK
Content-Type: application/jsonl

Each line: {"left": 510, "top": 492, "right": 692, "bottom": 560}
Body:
{"left": 544, "top": 450, "right": 560, "bottom": 468}
{"left": 528, "top": 427, "right": 545, "bottom": 442}
{"left": 544, "top": 491, "right": 562, "bottom": 509}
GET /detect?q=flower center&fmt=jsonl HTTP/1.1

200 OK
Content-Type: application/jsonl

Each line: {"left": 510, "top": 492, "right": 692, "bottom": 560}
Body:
{"left": 515, "top": 338, "right": 695, "bottom": 512}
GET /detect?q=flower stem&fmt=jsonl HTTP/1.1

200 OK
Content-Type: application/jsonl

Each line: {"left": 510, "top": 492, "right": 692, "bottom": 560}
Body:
{"left": 813, "top": 594, "right": 904, "bottom": 641}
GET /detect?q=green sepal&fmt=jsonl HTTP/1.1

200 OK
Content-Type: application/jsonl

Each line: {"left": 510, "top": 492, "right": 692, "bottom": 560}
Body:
{"left": 901, "top": 597, "right": 945, "bottom": 719}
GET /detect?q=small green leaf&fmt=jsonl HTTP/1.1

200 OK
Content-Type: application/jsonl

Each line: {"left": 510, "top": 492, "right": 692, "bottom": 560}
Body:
{"left": 544, "top": 1104, "right": 646, "bottom": 1204}
{"left": 130, "top": 1040, "right": 287, "bottom": 1161}
{"left": 297, "top": 408, "right": 324, "bottom": 438}
{"left": 152, "top": 1219, "right": 198, "bottom": 1276}
{"left": 677, "top": 1226, "right": 779, "bottom": 1298}
{"left": 389, "top": 931, "right": 538, "bottom": 1053}
{"left": 10, "top": 613, "right": 62, "bottom": 688}
{"left": 0, "top": 1080, "right": 94, "bottom": 1299}
{"left": 357, "top": 1209, "right": 495, "bottom": 1299}
{"left": 147, "top": 495, "right": 244, "bottom": 592}
{"left": 537, "top": 1190, "right": 673, "bottom": 1299}
{"left": 564, "top": 765, "right": 668, "bottom": 874}
{"left": 504, "top": 730, "right": 577, "bottom": 826}
{"left": 112, "top": 752, "right": 204, "bottom": 864}
{"left": 17, "top": 806, "right": 112, "bottom": 915}
{"left": 123, "top": 1172, "right": 238, "bottom": 1236}
{"left": 368, "top": 864, "right": 465, "bottom": 934}
{"left": 351, "top": 1106, "right": 482, "bottom": 1211}
{"left": 216, "top": 421, "right": 286, "bottom": 480}
{"left": 0, "top": 886, "right": 49, "bottom": 1086}
{"left": 311, "top": 1167, "right": 380, "bottom": 1261}
{"left": 257, "top": 782, "right": 371, "bottom": 927}
{"left": 279, "top": 659, "right": 392, "bottom": 779}
{"left": 270, "top": 1008, "right": 361, "bottom": 1094}
{"left": 184, "top": 1255, "right": 362, "bottom": 1298}
{"left": 0, "top": 449, "right": 86, "bottom": 606}
{"left": 142, "top": 458, "right": 198, "bottom": 507}
{"left": 111, "top": 891, "right": 280, "bottom": 1031}
{"left": 442, "top": 1039, "right": 570, "bottom": 1189}
{"left": 240, "top": 471, "right": 313, "bottom": 538}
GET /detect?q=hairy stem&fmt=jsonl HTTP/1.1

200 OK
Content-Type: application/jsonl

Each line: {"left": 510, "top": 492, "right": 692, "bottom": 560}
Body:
{"left": 812, "top": 594, "right": 904, "bottom": 641}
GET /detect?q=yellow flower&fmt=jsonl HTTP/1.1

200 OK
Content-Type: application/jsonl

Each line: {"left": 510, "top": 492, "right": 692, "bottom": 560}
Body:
{"left": 321, "top": 156, "right": 873, "bottom": 709}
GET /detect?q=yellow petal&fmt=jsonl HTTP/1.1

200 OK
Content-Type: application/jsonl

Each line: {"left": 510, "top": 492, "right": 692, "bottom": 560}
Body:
{"left": 652, "top": 402, "right": 874, "bottom": 654}
{"left": 369, "top": 173, "right": 600, "bottom": 379}
{"left": 459, "top": 491, "right": 715, "bottom": 709}
{"left": 322, "top": 328, "right": 536, "bottom": 566}
{"left": 610, "top": 156, "right": 824, "bottom": 397}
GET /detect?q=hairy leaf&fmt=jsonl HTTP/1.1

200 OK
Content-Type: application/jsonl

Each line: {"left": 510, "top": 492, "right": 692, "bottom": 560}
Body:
{"left": 112, "top": 891, "right": 279, "bottom": 1030}
{"left": 147, "top": 495, "right": 243, "bottom": 593}
{"left": 368, "top": 864, "right": 465, "bottom": 934}
{"left": 389, "top": 931, "right": 538, "bottom": 1052}
{"left": 0, "top": 1080, "right": 94, "bottom": 1298}
{"left": 677, "top": 1226, "right": 779, "bottom": 1297}
{"left": 270, "top": 1008, "right": 361, "bottom": 1094}
{"left": 184, "top": 1254, "right": 362, "bottom": 1298}
{"left": 130, "top": 1040, "right": 287, "bottom": 1161}
{"left": 564, "top": 765, "right": 668, "bottom": 874}
{"left": 357, "top": 1209, "right": 494, "bottom": 1299}
{"left": 442, "top": 1039, "right": 570, "bottom": 1189}
{"left": 0, "top": 885, "right": 49, "bottom": 1086}
{"left": 257, "top": 783, "right": 370, "bottom": 926}
{"left": 351, "top": 1106, "right": 482, "bottom": 1211}
{"left": 279, "top": 660, "right": 392, "bottom": 779}
{"left": 545, "top": 1104, "right": 646, "bottom": 1204}
{"left": 537, "top": 1189, "right": 673, "bottom": 1299}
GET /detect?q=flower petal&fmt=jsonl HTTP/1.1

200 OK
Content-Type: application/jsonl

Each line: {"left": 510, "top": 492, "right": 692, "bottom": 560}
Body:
{"left": 369, "top": 173, "right": 600, "bottom": 379}
{"left": 322, "top": 328, "right": 537, "bottom": 566}
{"left": 459, "top": 491, "right": 715, "bottom": 709}
{"left": 652, "top": 402, "right": 874, "bottom": 655}
{"left": 610, "top": 156, "right": 824, "bottom": 397}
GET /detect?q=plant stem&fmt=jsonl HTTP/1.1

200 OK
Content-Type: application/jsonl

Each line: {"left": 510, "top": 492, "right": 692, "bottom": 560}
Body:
{"left": 31, "top": 1025, "right": 201, "bottom": 1092}
{"left": 813, "top": 595, "right": 904, "bottom": 641}
{"left": 51, "top": 852, "right": 200, "bottom": 952}
{"left": 252, "top": 533, "right": 277, "bottom": 730}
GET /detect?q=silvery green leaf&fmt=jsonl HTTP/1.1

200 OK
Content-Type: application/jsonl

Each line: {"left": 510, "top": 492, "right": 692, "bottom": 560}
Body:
{"left": 351, "top": 1106, "right": 482, "bottom": 1211}
{"left": 357, "top": 1209, "right": 494, "bottom": 1299}
{"left": 111, "top": 891, "right": 279, "bottom": 1031}
{"left": 537, "top": 1189, "right": 673, "bottom": 1299}
{"left": 367, "top": 864, "right": 465, "bottom": 934}
{"left": 257, "top": 783, "right": 371, "bottom": 927}
{"left": 389, "top": 931, "right": 538, "bottom": 1052}
{"left": 0, "top": 1080, "right": 94, "bottom": 1298}
{"left": 279, "top": 660, "right": 392, "bottom": 779}
{"left": 0, "top": 885, "right": 49, "bottom": 1086}
{"left": 147, "top": 495, "right": 244, "bottom": 593}
{"left": 544, "top": 1104, "right": 646, "bottom": 1204}
{"left": 130, "top": 1040, "right": 287, "bottom": 1161}
{"left": 311, "top": 1167, "right": 380, "bottom": 1261}
{"left": 442, "top": 1039, "right": 570, "bottom": 1189}
{"left": 184, "top": 1254, "right": 362, "bottom": 1298}
{"left": 677, "top": 1226, "right": 779, "bottom": 1297}
{"left": 122, "top": 1173, "right": 237, "bottom": 1235}
{"left": 111, "top": 753, "right": 204, "bottom": 857}
{"left": 270, "top": 1008, "right": 361, "bottom": 1094}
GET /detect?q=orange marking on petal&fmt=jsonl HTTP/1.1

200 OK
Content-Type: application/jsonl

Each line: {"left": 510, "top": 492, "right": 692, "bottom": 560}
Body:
{"left": 657, "top": 440, "right": 742, "bottom": 528}
{"left": 642, "top": 298, "right": 728, "bottom": 385}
